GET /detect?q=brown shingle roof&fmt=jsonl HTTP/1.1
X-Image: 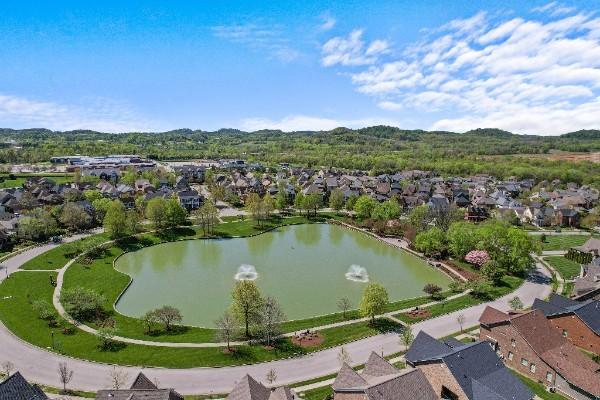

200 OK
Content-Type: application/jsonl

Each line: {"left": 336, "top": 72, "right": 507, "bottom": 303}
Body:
{"left": 478, "top": 306, "right": 510, "bottom": 326}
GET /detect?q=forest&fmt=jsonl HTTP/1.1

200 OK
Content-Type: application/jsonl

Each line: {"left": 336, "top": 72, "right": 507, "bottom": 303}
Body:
{"left": 1, "top": 126, "right": 600, "bottom": 186}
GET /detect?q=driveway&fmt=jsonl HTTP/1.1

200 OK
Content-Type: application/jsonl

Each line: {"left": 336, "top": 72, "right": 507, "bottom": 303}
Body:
{"left": 0, "top": 240, "right": 552, "bottom": 395}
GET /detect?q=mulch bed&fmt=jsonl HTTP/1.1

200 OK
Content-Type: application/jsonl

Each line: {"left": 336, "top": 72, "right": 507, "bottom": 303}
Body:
{"left": 402, "top": 309, "right": 431, "bottom": 321}
{"left": 292, "top": 333, "right": 324, "bottom": 347}
{"left": 444, "top": 260, "right": 481, "bottom": 281}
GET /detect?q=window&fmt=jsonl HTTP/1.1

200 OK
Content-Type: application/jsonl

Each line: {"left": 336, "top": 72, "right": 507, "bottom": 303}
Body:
{"left": 546, "top": 371, "right": 553, "bottom": 382}
{"left": 508, "top": 351, "right": 514, "bottom": 360}
{"left": 511, "top": 339, "right": 516, "bottom": 347}
{"left": 562, "top": 329, "right": 568, "bottom": 337}
{"left": 530, "top": 363, "right": 536, "bottom": 373}
{"left": 521, "top": 358, "right": 529, "bottom": 366}
{"left": 441, "top": 386, "right": 459, "bottom": 400}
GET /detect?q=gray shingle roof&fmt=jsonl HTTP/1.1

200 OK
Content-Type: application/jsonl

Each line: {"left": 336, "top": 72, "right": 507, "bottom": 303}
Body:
{"left": 0, "top": 372, "right": 48, "bottom": 400}
{"left": 406, "top": 332, "right": 532, "bottom": 400}
{"left": 130, "top": 372, "right": 158, "bottom": 390}
{"left": 534, "top": 294, "right": 600, "bottom": 336}
{"left": 226, "top": 374, "right": 295, "bottom": 400}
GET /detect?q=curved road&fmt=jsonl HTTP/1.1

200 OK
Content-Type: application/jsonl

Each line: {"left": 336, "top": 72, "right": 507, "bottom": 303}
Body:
{"left": 0, "top": 237, "right": 552, "bottom": 395}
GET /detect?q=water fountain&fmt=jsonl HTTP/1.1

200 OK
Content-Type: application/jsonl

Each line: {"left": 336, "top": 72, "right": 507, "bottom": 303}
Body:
{"left": 345, "top": 264, "right": 369, "bottom": 283}
{"left": 234, "top": 264, "right": 258, "bottom": 281}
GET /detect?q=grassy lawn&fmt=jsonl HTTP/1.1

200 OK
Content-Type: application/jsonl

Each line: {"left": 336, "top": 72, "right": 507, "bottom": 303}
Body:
{"left": 562, "top": 281, "right": 574, "bottom": 297}
{"left": 545, "top": 256, "right": 581, "bottom": 280}
{"left": 514, "top": 372, "right": 568, "bottom": 400}
{"left": 298, "top": 385, "right": 333, "bottom": 400}
{"left": 540, "top": 235, "right": 591, "bottom": 251}
{"left": 20, "top": 233, "right": 111, "bottom": 270}
{"left": 0, "top": 271, "right": 400, "bottom": 368}
{"left": 0, "top": 173, "right": 73, "bottom": 188}
{"left": 394, "top": 275, "right": 523, "bottom": 324}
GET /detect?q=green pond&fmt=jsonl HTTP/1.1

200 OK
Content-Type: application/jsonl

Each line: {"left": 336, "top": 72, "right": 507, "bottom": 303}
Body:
{"left": 114, "top": 224, "right": 450, "bottom": 327}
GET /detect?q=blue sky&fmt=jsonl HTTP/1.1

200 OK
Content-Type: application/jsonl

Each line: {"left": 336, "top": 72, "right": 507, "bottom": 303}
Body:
{"left": 1, "top": 0, "right": 599, "bottom": 134}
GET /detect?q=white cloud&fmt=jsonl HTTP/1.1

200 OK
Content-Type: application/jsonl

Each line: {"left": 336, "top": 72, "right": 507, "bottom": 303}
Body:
{"left": 239, "top": 114, "right": 403, "bottom": 132}
{"left": 532, "top": 2, "right": 576, "bottom": 16}
{"left": 321, "top": 29, "right": 390, "bottom": 67}
{"left": 211, "top": 23, "right": 300, "bottom": 62}
{"left": 0, "top": 94, "right": 153, "bottom": 133}
{"left": 320, "top": 16, "right": 336, "bottom": 31}
{"left": 323, "top": 8, "right": 600, "bottom": 135}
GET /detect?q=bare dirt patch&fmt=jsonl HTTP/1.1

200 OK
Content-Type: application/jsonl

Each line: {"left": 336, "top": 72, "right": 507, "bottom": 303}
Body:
{"left": 291, "top": 333, "right": 324, "bottom": 347}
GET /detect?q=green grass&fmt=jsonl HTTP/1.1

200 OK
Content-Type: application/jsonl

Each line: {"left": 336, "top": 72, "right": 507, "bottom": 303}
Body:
{"left": 20, "top": 233, "right": 111, "bottom": 270}
{"left": 514, "top": 372, "right": 568, "bottom": 400}
{"left": 0, "top": 271, "right": 400, "bottom": 368}
{"left": 0, "top": 173, "right": 73, "bottom": 188}
{"left": 540, "top": 235, "right": 591, "bottom": 251}
{"left": 545, "top": 256, "right": 582, "bottom": 280}
{"left": 394, "top": 275, "right": 524, "bottom": 323}
{"left": 562, "top": 281, "right": 574, "bottom": 297}
{"left": 298, "top": 385, "right": 333, "bottom": 400}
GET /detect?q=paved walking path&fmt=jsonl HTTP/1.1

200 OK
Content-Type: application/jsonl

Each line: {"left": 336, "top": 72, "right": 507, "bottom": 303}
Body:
{"left": 0, "top": 228, "right": 553, "bottom": 395}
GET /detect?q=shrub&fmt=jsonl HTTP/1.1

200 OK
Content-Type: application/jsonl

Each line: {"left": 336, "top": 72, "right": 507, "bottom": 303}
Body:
{"left": 61, "top": 286, "right": 106, "bottom": 321}
{"left": 464, "top": 250, "right": 490, "bottom": 268}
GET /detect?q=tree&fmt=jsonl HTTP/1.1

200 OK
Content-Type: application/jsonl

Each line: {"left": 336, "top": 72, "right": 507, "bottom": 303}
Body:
{"left": 262, "top": 194, "right": 275, "bottom": 221}
{"left": 97, "top": 326, "right": 117, "bottom": 350}
{"left": 294, "top": 193, "right": 306, "bottom": 215}
{"left": 337, "top": 297, "right": 352, "bottom": 319}
{"left": 215, "top": 311, "right": 239, "bottom": 352}
{"left": 83, "top": 189, "right": 103, "bottom": 203}
{"left": 481, "top": 260, "right": 504, "bottom": 284}
{"left": 359, "top": 283, "right": 389, "bottom": 323}
{"left": 303, "top": 194, "right": 322, "bottom": 217}
{"left": 337, "top": 346, "right": 352, "bottom": 365}
{"left": 345, "top": 195, "right": 358, "bottom": 212}
{"left": 246, "top": 193, "right": 263, "bottom": 226}
{"left": 166, "top": 197, "right": 187, "bottom": 227}
{"left": 32, "top": 300, "right": 54, "bottom": 321}
{"left": 266, "top": 369, "right": 277, "bottom": 385}
{"left": 17, "top": 209, "right": 59, "bottom": 241}
{"left": 446, "top": 222, "right": 478, "bottom": 260}
{"left": 2, "top": 361, "right": 14, "bottom": 378}
{"left": 400, "top": 327, "right": 414, "bottom": 349}
{"left": 125, "top": 209, "right": 140, "bottom": 235}
{"left": 146, "top": 197, "right": 168, "bottom": 228}
{"left": 414, "top": 227, "right": 447, "bottom": 257}
{"left": 456, "top": 313, "right": 466, "bottom": 333}
{"left": 354, "top": 195, "right": 377, "bottom": 219}
{"left": 259, "top": 296, "right": 285, "bottom": 346}
{"left": 468, "top": 279, "right": 492, "bottom": 299}
{"left": 103, "top": 200, "right": 128, "bottom": 239}
{"left": 423, "top": 283, "right": 443, "bottom": 299}
{"left": 154, "top": 306, "right": 182, "bottom": 331}
{"left": 329, "top": 189, "right": 345, "bottom": 212}
{"left": 59, "top": 202, "right": 92, "bottom": 232}
{"left": 195, "top": 199, "right": 219, "bottom": 235}
{"left": 509, "top": 296, "right": 524, "bottom": 311}
{"left": 141, "top": 310, "right": 159, "bottom": 334}
{"left": 92, "top": 198, "right": 113, "bottom": 221}
{"left": 372, "top": 200, "right": 401, "bottom": 221}
{"left": 107, "top": 367, "right": 129, "bottom": 390}
{"left": 408, "top": 205, "right": 431, "bottom": 233}
{"left": 58, "top": 362, "right": 74, "bottom": 393}
{"left": 61, "top": 286, "right": 106, "bottom": 321}
{"left": 430, "top": 204, "right": 463, "bottom": 232}
{"left": 231, "top": 280, "right": 264, "bottom": 338}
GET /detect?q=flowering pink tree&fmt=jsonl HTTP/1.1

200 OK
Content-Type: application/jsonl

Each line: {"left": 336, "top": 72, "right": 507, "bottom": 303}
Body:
{"left": 464, "top": 250, "right": 490, "bottom": 268}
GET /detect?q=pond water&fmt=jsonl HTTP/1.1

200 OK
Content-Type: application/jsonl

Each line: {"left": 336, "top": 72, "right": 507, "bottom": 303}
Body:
{"left": 114, "top": 224, "right": 450, "bottom": 326}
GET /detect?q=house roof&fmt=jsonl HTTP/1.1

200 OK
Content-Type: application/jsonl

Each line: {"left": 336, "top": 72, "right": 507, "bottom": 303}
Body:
{"left": 406, "top": 332, "right": 532, "bottom": 400}
{"left": 226, "top": 374, "right": 295, "bottom": 400}
{"left": 534, "top": 294, "right": 600, "bottom": 336}
{"left": 479, "top": 306, "right": 510, "bottom": 326}
{"left": 130, "top": 372, "right": 158, "bottom": 390}
{"left": 504, "top": 308, "right": 600, "bottom": 396}
{"left": 0, "top": 372, "right": 48, "bottom": 400}
{"left": 95, "top": 388, "right": 183, "bottom": 400}
{"left": 573, "top": 237, "right": 600, "bottom": 253}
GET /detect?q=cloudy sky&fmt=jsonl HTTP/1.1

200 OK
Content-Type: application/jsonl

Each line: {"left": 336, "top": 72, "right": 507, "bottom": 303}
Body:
{"left": 1, "top": 0, "right": 600, "bottom": 134}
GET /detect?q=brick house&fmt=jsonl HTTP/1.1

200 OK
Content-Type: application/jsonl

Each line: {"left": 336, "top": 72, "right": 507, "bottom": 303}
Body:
{"left": 406, "top": 332, "right": 532, "bottom": 400}
{"left": 332, "top": 352, "right": 436, "bottom": 400}
{"left": 479, "top": 307, "right": 600, "bottom": 400}
{"left": 533, "top": 294, "right": 600, "bottom": 356}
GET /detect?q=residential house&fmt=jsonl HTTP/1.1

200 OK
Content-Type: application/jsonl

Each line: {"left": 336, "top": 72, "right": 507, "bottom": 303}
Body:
{"left": 177, "top": 189, "right": 202, "bottom": 211}
{"left": 571, "top": 238, "right": 600, "bottom": 261}
{"left": 573, "top": 262, "right": 600, "bottom": 300}
{"left": 226, "top": 374, "right": 295, "bottom": 400}
{"left": 406, "top": 331, "right": 532, "bottom": 400}
{"left": 174, "top": 165, "right": 205, "bottom": 183}
{"left": 0, "top": 371, "right": 48, "bottom": 400}
{"left": 479, "top": 306, "right": 600, "bottom": 400}
{"left": 332, "top": 352, "right": 437, "bottom": 400}
{"left": 96, "top": 372, "right": 183, "bottom": 400}
{"left": 533, "top": 294, "right": 600, "bottom": 356}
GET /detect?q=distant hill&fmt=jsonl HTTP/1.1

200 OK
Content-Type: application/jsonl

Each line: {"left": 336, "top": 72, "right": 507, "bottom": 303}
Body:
{"left": 561, "top": 130, "right": 600, "bottom": 140}
{"left": 463, "top": 128, "right": 515, "bottom": 137}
